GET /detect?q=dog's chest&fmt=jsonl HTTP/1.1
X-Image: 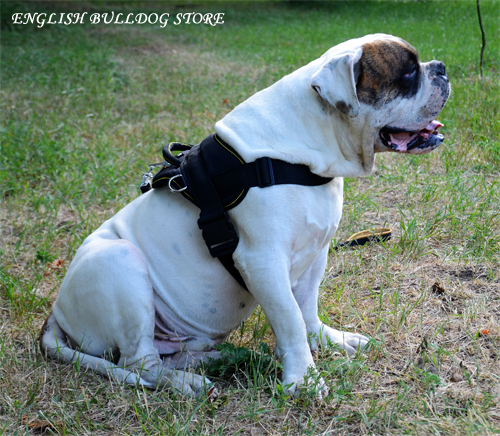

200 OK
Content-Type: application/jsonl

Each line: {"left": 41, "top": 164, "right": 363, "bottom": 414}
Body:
{"left": 230, "top": 178, "right": 344, "bottom": 283}
{"left": 289, "top": 181, "right": 344, "bottom": 280}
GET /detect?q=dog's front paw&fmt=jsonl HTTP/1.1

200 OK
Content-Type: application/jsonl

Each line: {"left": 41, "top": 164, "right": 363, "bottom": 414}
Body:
{"left": 281, "top": 367, "right": 329, "bottom": 401}
{"left": 311, "top": 324, "right": 370, "bottom": 355}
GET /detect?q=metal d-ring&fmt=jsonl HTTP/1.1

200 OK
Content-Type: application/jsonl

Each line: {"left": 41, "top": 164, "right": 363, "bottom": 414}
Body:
{"left": 168, "top": 174, "right": 187, "bottom": 193}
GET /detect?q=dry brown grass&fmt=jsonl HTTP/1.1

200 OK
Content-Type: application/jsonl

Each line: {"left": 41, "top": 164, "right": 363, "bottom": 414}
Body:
{"left": 1, "top": 231, "right": 499, "bottom": 434}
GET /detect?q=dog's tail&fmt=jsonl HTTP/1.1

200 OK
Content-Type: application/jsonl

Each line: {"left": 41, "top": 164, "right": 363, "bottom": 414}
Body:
{"left": 39, "top": 312, "right": 155, "bottom": 387}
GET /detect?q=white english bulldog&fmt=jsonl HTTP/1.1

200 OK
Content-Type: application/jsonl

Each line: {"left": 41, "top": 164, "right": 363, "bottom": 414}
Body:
{"left": 40, "top": 34, "right": 450, "bottom": 399}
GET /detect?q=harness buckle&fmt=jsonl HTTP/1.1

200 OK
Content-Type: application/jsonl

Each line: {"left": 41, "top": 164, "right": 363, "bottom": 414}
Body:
{"left": 168, "top": 174, "right": 187, "bottom": 193}
{"left": 255, "top": 157, "right": 275, "bottom": 188}
{"left": 140, "top": 162, "right": 168, "bottom": 193}
{"left": 198, "top": 212, "right": 239, "bottom": 258}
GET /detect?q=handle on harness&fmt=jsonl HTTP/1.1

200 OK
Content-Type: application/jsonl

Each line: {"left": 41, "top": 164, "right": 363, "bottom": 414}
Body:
{"left": 140, "top": 142, "right": 194, "bottom": 194}
{"left": 162, "top": 142, "right": 193, "bottom": 167}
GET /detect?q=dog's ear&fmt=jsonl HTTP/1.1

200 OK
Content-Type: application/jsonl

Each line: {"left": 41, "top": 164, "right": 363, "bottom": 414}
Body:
{"left": 311, "top": 48, "right": 362, "bottom": 118}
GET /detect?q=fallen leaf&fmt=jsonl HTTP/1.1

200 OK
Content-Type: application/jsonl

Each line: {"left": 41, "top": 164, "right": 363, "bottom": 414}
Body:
{"left": 207, "top": 386, "right": 219, "bottom": 404}
{"left": 44, "top": 259, "right": 66, "bottom": 276}
{"left": 22, "top": 414, "right": 62, "bottom": 431}
{"left": 450, "top": 372, "right": 463, "bottom": 382}
{"left": 52, "top": 259, "right": 65, "bottom": 269}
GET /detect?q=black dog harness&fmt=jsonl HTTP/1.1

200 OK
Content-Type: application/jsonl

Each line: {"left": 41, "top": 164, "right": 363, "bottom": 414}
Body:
{"left": 141, "top": 134, "right": 332, "bottom": 291}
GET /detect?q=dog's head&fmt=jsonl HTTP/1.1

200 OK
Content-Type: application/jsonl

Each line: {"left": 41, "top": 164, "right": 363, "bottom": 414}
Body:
{"left": 311, "top": 34, "right": 451, "bottom": 155}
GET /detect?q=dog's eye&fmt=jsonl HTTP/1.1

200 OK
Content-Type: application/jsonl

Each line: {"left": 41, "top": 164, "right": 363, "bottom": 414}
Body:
{"left": 404, "top": 67, "right": 417, "bottom": 78}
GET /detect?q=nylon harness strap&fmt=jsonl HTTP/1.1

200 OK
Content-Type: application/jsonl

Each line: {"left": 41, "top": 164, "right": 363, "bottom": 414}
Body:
{"left": 149, "top": 134, "right": 333, "bottom": 291}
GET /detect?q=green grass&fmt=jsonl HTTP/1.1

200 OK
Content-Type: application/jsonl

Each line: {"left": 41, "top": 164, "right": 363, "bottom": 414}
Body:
{"left": 1, "top": 0, "right": 499, "bottom": 434}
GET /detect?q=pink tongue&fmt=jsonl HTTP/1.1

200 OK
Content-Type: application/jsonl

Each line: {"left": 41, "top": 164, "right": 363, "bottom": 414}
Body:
{"left": 389, "top": 120, "right": 443, "bottom": 151}
{"left": 426, "top": 120, "right": 444, "bottom": 131}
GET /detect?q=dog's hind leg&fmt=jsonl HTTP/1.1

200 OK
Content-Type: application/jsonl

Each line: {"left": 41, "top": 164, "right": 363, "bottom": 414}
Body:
{"left": 43, "top": 238, "right": 212, "bottom": 396}
{"left": 41, "top": 313, "right": 212, "bottom": 395}
{"left": 40, "top": 312, "right": 154, "bottom": 387}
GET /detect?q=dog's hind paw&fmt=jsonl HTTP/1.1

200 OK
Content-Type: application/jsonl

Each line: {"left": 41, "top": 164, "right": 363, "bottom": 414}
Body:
{"left": 166, "top": 370, "right": 213, "bottom": 398}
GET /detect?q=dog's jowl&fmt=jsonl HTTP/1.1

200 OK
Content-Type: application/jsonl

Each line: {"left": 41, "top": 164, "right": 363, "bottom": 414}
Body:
{"left": 40, "top": 34, "right": 450, "bottom": 399}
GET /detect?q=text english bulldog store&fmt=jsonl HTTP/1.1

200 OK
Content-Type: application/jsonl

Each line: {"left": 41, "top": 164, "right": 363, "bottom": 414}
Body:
{"left": 11, "top": 12, "right": 225, "bottom": 28}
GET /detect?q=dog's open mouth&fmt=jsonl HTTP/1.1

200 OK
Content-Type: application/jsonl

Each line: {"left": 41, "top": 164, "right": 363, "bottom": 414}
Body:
{"left": 379, "top": 120, "right": 444, "bottom": 155}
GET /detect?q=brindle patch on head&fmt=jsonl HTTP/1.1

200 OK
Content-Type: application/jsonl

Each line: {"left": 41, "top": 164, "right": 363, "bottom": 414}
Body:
{"left": 356, "top": 39, "right": 421, "bottom": 108}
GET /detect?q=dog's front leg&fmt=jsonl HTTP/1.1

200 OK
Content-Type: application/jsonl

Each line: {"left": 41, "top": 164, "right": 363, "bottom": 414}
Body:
{"left": 293, "top": 246, "right": 369, "bottom": 354}
{"left": 233, "top": 249, "right": 324, "bottom": 397}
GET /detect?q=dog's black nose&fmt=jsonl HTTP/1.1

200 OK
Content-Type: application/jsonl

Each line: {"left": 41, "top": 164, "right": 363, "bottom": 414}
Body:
{"left": 430, "top": 61, "right": 447, "bottom": 78}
